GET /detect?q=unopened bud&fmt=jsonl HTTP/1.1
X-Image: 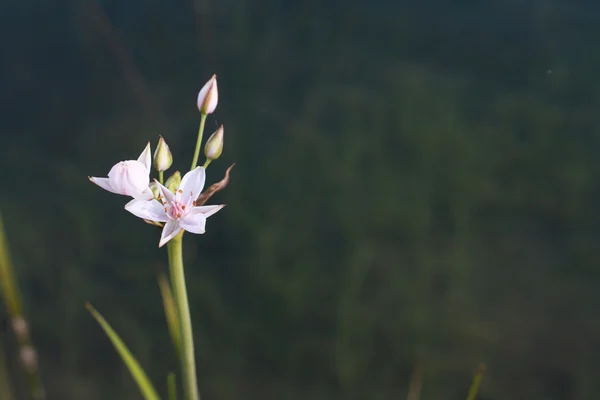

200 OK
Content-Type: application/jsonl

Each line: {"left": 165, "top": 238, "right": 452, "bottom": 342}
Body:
{"left": 153, "top": 137, "right": 172, "bottom": 172}
{"left": 204, "top": 125, "right": 224, "bottom": 161}
{"left": 165, "top": 171, "right": 181, "bottom": 192}
{"left": 197, "top": 75, "right": 218, "bottom": 114}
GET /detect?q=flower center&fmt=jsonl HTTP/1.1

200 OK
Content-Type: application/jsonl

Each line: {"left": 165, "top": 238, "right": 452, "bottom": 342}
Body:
{"left": 167, "top": 201, "right": 186, "bottom": 220}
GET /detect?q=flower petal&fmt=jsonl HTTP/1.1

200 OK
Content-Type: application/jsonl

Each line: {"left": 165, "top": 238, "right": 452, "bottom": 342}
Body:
{"left": 179, "top": 212, "right": 206, "bottom": 234}
{"left": 136, "top": 186, "right": 155, "bottom": 201}
{"left": 89, "top": 176, "right": 117, "bottom": 194}
{"left": 107, "top": 161, "right": 150, "bottom": 196}
{"left": 155, "top": 180, "right": 175, "bottom": 205}
{"left": 159, "top": 220, "right": 182, "bottom": 247}
{"left": 189, "top": 204, "right": 225, "bottom": 219}
{"left": 125, "top": 199, "right": 168, "bottom": 222}
{"left": 137, "top": 142, "right": 152, "bottom": 172}
{"left": 179, "top": 167, "right": 206, "bottom": 205}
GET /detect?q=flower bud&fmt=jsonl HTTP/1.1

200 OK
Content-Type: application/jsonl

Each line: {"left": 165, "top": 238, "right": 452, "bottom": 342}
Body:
{"left": 153, "top": 137, "right": 172, "bottom": 172}
{"left": 197, "top": 74, "right": 218, "bottom": 114}
{"left": 165, "top": 171, "right": 181, "bottom": 193}
{"left": 204, "top": 125, "right": 224, "bottom": 161}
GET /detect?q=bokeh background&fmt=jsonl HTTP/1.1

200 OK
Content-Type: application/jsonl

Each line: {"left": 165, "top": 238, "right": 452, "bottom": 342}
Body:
{"left": 2, "top": 0, "right": 600, "bottom": 399}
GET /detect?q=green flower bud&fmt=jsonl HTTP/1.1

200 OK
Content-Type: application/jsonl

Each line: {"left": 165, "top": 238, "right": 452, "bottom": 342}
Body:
{"left": 165, "top": 171, "right": 181, "bottom": 192}
{"left": 204, "top": 125, "right": 224, "bottom": 161}
{"left": 153, "top": 136, "right": 173, "bottom": 172}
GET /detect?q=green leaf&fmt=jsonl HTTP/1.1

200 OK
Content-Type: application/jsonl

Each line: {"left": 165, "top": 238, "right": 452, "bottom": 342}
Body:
{"left": 86, "top": 303, "right": 161, "bottom": 400}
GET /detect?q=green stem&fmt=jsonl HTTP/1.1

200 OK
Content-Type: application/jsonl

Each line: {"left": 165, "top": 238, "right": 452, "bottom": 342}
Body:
{"left": 466, "top": 363, "right": 485, "bottom": 400}
{"left": 167, "top": 372, "right": 177, "bottom": 400}
{"left": 202, "top": 159, "right": 211, "bottom": 169}
{"left": 167, "top": 233, "right": 199, "bottom": 400}
{"left": 0, "top": 213, "right": 45, "bottom": 400}
{"left": 191, "top": 114, "right": 207, "bottom": 170}
{"left": 159, "top": 171, "right": 164, "bottom": 185}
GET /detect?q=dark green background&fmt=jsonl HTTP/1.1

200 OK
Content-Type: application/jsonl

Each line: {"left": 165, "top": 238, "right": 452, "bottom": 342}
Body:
{"left": 2, "top": 0, "right": 600, "bottom": 399}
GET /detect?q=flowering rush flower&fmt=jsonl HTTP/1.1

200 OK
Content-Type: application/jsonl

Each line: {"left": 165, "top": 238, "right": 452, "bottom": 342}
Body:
{"left": 89, "top": 143, "right": 154, "bottom": 200}
{"left": 125, "top": 167, "right": 224, "bottom": 247}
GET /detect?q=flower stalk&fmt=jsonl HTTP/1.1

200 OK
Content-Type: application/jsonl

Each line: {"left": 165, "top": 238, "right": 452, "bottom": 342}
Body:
{"left": 167, "top": 232, "right": 199, "bottom": 400}
{"left": 190, "top": 113, "right": 207, "bottom": 170}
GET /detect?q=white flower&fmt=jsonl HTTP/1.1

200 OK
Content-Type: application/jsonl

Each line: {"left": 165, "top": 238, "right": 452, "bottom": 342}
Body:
{"left": 197, "top": 75, "right": 218, "bottom": 114}
{"left": 125, "top": 167, "right": 224, "bottom": 247}
{"left": 89, "top": 143, "right": 154, "bottom": 200}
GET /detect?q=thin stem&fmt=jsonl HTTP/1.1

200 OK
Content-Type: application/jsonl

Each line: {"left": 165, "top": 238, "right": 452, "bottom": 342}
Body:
{"left": 159, "top": 171, "right": 164, "bottom": 185}
{"left": 466, "top": 363, "right": 485, "bottom": 400}
{"left": 0, "top": 214, "right": 45, "bottom": 400}
{"left": 191, "top": 114, "right": 207, "bottom": 170}
{"left": 167, "top": 233, "right": 199, "bottom": 400}
{"left": 167, "top": 372, "right": 178, "bottom": 400}
{"left": 202, "top": 159, "right": 211, "bottom": 169}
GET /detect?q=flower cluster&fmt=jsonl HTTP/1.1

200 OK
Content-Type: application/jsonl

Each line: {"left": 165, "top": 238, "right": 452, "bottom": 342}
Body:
{"left": 89, "top": 75, "right": 226, "bottom": 247}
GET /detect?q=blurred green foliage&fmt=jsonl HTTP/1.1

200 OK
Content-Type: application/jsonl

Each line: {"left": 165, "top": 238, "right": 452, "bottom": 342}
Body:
{"left": 2, "top": 0, "right": 600, "bottom": 399}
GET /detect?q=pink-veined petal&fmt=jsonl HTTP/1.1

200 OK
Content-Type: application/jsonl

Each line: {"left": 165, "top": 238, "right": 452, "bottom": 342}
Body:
{"left": 89, "top": 176, "right": 117, "bottom": 194}
{"left": 137, "top": 142, "right": 152, "bottom": 172}
{"left": 159, "top": 220, "right": 182, "bottom": 247}
{"left": 179, "top": 212, "right": 207, "bottom": 234}
{"left": 125, "top": 199, "right": 168, "bottom": 222}
{"left": 179, "top": 167, "right": 206, "bottom": 205}
{"left": 189, "top": 204, "right": 225, "bottom": 219}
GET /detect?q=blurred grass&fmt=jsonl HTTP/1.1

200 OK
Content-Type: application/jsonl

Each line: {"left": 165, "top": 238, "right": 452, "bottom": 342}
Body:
{"left": 0, "top": 337, "right": 16, "bottom": 400}
{"left": 0, "top": 213, "right": 45, "bottom": 399}
{"left": 86, "top": 303, "right": 161, "bottom": 400}
{"left": 466, "top": 364, "right": 485, "bottom": 400}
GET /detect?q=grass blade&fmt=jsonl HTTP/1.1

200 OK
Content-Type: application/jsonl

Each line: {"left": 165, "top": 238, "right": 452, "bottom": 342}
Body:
{"left": 86, "top": 303, "right": 161, "bottom": 400}
{"left": 466, "top": 363, "right": 486, "bottom": 400}
{"left": 0, "top": 213, "right": 45, "bottom": 399}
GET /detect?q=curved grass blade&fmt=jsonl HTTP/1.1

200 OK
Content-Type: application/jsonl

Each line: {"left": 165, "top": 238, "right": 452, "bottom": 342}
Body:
{"left": 158, "top": 272, "right": 181, "bottom": 359}
{"left": 86, "top": 303, "right": 161, "bottom": 400}
{"left": 466, "top": 363, "right": 486, "bottom": 400}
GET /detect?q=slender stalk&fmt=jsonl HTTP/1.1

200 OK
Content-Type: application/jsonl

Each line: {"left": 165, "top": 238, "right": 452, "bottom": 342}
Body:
{"left": 167, "top": 233, "right": 199, "bottom": 400}
{"left": 0, "top": 213, "right": 45, "bottom": 400}
{"left": 190, "top": 114, "right": 207, "bottom": 170}
{"left": 202, "top": 159, "right": 211, "bottom": 169}
{"left": 168, "top": 372, "right": 178, "bottom": 400}
{"left": 466, "top": 363, "right": 485, "bottom": 400}
{"left": 159, "top": 171, "right": 164, "bottom": 185}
